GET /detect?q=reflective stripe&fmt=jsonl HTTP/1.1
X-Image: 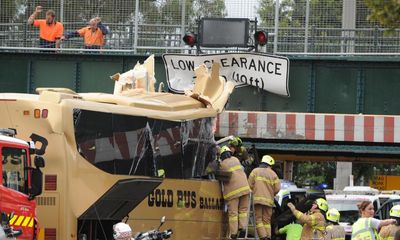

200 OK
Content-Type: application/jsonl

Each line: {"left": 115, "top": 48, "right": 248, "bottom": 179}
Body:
{"left": 313, "top": 225, "right": 325, "bottom": 231}
{"left": 256, "top": 223, "right": 264, "bottom": 228}
{"left": 28, "top": 218, "right": 34, "bottom": 228}
{"left": 264, "top": 224, "right": 271, "bottom": 228}
{"left": 228, "top": 165, "right": 242, "bottom": 172}
{"left": 14, "top": 216, "right": 25, "bottom": 226}
{"left": 22, "top": 217, "right": 31, "bottom": 227}
{"left": 224, "top": 186, "right": 250, "bottom": 199}
{"left": 332, "top": 238, "right": 345, "bottom": 240}
{"left": 254, "top": 176, "right": 279, "bottom": 185}
{"left": 229, "top": 216, "right": 238, "bottom": 222}
{"left": 253, "top": 196, "right": 274, "bottom": 205}
{"left": 9, "top": 215, "right": 18, "bottom": 225}
{"left": 238, "top": 212, "right": 247, "bottom": 218}
{"left": 295, "top": 211, "right": 303, "bottom": 219}
{"left": 311, "top": 215, "right": 316, "bottom": 225}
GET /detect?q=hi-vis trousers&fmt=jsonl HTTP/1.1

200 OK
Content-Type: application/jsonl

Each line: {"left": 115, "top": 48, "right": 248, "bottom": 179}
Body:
{"left": 227, "top": 194, "right": 250, "bottom": 235}
{"left": 255, "top": 204, "right": 273, "bottom": 238}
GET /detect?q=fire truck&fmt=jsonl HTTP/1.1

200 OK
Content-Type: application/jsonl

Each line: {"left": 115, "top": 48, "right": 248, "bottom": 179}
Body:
{"left": 0, "top": 128, "right": 47, "bottom": 239}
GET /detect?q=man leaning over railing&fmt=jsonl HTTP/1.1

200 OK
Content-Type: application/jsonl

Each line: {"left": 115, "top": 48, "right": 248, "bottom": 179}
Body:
{"left": 61, "top": 17, "right": 109, "bottom": 49}
{"left": 27, "top": 6, "right": 64, "bottom": 49}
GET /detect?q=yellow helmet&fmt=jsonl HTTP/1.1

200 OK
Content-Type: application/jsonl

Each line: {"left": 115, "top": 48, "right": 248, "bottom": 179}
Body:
{"left": 390, "top": 205, "right": 400, "bottom": 218}
{"left": 315, "top": 198, "right": 328, "bottom": 212}
{"left": 326, "top": 208, "right": 340, "bottom": 223}
{"left": 229, "top": 136, "right": 242, "bottom": 147}
{"left": 220, "top": 145, "right": 231, "bottom": 155}
{"left": 261, "top": 155, "right": 275, "bottom": 166}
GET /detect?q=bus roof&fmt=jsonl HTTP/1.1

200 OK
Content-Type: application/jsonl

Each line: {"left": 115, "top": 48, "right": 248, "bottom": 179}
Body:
{"left": 0, "top": 90, "right": 220, "bottom": 121}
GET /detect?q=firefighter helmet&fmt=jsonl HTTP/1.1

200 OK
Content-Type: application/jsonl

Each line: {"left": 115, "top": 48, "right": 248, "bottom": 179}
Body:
{"left": 390, "top": 205, "right": 400, "bottom": 218}
{"left": 220, "top": 145, "right": 231, "bottom": 155}
{"left": 261, "top": 155, "right": 275, "bottom": 166}
{"left": 113, "top": 222, "right": 132, "bottom": 240}
{"left": 229, "top": 136, "right": 242, "bottom": 147}
{"left": 326, "top": 208, "right": 340, "bottom": 223}
{"left": 315, "top": 198, "right": 328, "bottom": 212}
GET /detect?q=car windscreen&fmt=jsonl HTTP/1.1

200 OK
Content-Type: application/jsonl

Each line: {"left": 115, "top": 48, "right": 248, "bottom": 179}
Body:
{"left": 328, "top": 199, "right": 360, "bottom": 223}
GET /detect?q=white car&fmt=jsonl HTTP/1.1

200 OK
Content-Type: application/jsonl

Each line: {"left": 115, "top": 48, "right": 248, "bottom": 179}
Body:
{"left": 326, "top": 186, "right": 400, "bottom": 239}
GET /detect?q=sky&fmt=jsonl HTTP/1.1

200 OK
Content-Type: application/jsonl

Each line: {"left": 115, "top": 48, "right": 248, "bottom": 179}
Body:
{"left": 225, "top": 0, "right": 260, "bottom": 18}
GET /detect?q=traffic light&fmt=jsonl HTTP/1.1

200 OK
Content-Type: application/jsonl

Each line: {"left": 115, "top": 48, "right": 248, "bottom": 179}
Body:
{"left": 183, "top": 33, "right": 197, "bottom": 47}
{"left": 254, "top": 30, "right": 268, "bottom": 46}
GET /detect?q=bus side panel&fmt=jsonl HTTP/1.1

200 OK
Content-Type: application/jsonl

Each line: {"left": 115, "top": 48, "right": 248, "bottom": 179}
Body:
{"left": 129, "top": 178, "right": 227, "bottom": 239}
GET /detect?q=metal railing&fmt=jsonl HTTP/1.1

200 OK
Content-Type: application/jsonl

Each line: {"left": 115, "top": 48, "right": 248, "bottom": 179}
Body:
{"left": 1, "top": 22, "right": 399, "bottom": 55}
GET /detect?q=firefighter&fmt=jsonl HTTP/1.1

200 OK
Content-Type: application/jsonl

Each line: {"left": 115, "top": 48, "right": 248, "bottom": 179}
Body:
{"left": 379, "top": 205, "right": 400, "bottom": 240}
{"left": 287, "top": 198, "right": 328, "bottom": 240}
{"left": 325, "top": 208, "right": 345, "bottom": 240}
{"left": 228, "top": 136, "right": 253, "bottom": 174}
{"left": 248, "top": 155, "right": 281, "bottom": 240}
{"left": 219, "top": 146, "right": 251, "bottom": 239}
{"left": 352, "top": 200, "right": 396, "bottom": 240}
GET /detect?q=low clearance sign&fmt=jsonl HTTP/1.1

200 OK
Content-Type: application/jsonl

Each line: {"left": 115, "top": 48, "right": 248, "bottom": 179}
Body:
{"left": 162, "top": 53, "right": 290, "bottom": 97}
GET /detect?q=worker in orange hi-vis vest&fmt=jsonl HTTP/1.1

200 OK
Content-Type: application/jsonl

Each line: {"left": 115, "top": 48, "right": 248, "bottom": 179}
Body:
{"left": 27, "top": 6, "right": 64, "bottom": 48}
{"left": 62, "top": 17, "right": 109, "bottom": 49}
{"left": 219, "top": 146, "right": 251, "bottom": 239}
{"left": 248, "top": 155, "right": 281, "bottom": 240}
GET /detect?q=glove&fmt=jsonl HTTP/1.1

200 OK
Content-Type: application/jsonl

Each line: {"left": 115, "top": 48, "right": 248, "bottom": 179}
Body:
{"left": 287, "top": 202, "right": 295, "bottom": 211}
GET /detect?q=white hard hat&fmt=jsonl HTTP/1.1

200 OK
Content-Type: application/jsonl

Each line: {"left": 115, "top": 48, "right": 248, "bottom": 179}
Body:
{"left": 113, "top": 222, "right": 132, "bottom": 240}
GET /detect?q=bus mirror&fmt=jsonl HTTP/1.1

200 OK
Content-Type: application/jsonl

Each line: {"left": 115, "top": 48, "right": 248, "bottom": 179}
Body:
{"left": 34, "top": 156, "right": 45, "bottom": 168}
{"left": 29, "top": 134, "right": 48, "bottom": 156}
{"left": 29, "top": 168, "right": 43, "bottom": 200}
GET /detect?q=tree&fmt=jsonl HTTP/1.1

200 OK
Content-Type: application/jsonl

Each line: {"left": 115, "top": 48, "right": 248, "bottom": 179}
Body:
{"left": 364, "top": 0, "right": 400, "bottom": 33}
{"left": 293, "top": 161, "right": 336, "bottom": 188}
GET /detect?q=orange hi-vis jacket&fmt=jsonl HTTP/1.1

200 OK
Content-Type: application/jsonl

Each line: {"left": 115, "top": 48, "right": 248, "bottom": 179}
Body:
{"left": 77, "top": 27, "right": 105, "bottom": 47}
{"left": 219, "top": 156, "right": 251, "bottom": 200}
{"left": 33, "top": 20, "right": 64, "bottom": 42}
{"left": 248, "top": 167, "right": 280, "bottom": 206}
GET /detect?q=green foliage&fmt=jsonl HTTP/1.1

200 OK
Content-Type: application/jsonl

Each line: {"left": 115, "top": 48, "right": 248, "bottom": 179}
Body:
{"left": 257, "top": 0, "right": 342, "bottom": 28}
{"left": 293, "top": 161, "right": 336, "bottom": 188}
{"left": 364, "top": 0, "right": 400, "bottom": 33}
{"left": 293, "top": 161, "right": 400, "bottom": 188}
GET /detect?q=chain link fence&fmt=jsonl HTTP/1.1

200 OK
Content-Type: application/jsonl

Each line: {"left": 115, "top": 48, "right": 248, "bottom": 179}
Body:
{"left": 0, "top": 0, "right": 399, "bottom": 55}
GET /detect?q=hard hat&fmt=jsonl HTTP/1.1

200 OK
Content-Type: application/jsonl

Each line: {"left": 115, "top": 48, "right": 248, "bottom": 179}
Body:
{"left": 113, "top": 222, "right": 132, "bottom": 240}
{"left": 261, "top": 155, "right": 275, "bottom": 166}
{"left": 229, "top": 137, "right": 242, "bottom": 147}
{"left": 326, "top": 208, "right": 340, "bottom": 223}
{"left": 315, "top": 198, "right": 328, "bottom": 212}
{"left": 220, "top": 145, "right": 231, "bottom": 155}
{"left": 390, "top": 205, "right": 400, "bottom": 218}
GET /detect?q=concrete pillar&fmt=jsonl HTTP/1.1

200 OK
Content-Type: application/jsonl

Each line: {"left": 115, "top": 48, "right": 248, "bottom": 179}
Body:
{"left": 334, "top": 162, "right": 353, "bottom": 190}
{"left": 341, "top": 0, "right": 356, "bottom": 53}
{"left": 283, "top": 160, "right": 293, "bottom": 181}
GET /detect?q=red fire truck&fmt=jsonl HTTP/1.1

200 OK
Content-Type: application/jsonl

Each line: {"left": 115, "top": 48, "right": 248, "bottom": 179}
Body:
{"left": 0, "top": 128, "right": 46, "bottom": 239}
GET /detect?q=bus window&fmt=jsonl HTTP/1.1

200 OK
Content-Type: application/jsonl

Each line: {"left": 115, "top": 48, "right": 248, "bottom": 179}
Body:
{"left": 73, "top": 109, "right": 217, "bottom": 179}
{"left": 149, "top": 119, "right": 183, "bottom": 178}
{"left": 74, "top": 109, "right": 155, "bottom": 177}
{"left": 181, "top": 118, "right": 216, "bottom": 178}
{"left": 1, "top": 147, "right": 28, "bottom": 193}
